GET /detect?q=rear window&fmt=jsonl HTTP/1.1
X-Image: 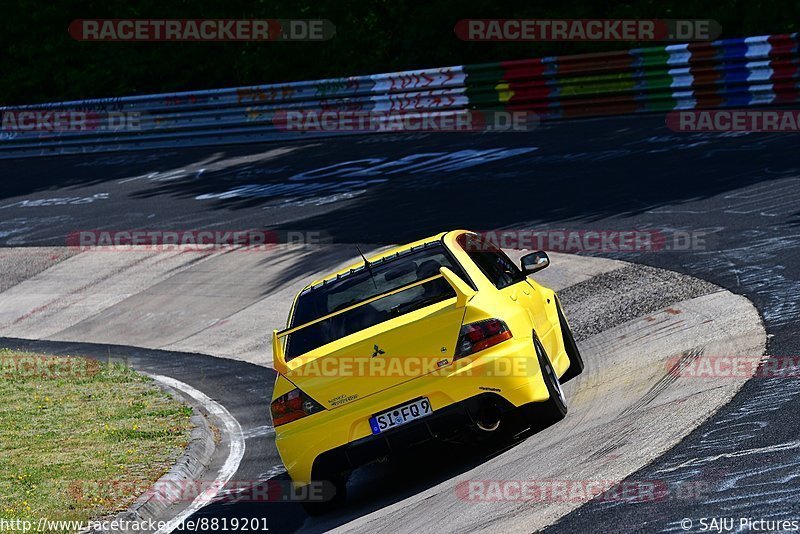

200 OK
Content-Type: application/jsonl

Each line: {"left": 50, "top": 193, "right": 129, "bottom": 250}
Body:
{"left": 284, "top": 242, "right": 467, "bottom": 360}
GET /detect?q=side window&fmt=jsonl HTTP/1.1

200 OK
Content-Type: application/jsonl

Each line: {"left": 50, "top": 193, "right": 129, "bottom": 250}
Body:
{"left": 458, "top": 234, "right": 525, "bottom": 289}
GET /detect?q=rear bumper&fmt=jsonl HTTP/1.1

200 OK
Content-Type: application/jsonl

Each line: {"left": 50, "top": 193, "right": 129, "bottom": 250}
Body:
{"left": 275, "top": 332, "right": 568, "bottom": 486}
{"left": 312, "top": 392, "right": 513, "bottom": 480}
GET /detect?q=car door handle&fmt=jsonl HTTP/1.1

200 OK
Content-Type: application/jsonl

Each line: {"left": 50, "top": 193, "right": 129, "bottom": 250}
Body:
{"left": 509, "top": 290, "right": 518, "bottom": 301}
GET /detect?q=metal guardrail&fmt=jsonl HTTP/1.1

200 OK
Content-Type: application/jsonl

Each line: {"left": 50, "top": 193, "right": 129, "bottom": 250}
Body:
{"left": 0, "top": 33, "right": 797, "bottom": 159}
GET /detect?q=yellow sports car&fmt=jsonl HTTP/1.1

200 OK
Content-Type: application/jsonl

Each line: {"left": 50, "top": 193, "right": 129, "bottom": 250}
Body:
{"left": 270, "top": 230, "right": 583, "bottom": 507}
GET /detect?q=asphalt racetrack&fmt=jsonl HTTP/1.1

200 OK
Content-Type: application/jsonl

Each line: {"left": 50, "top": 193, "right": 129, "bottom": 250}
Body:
{"left": 1, "top": 113, "right": 798, "bottom": 532}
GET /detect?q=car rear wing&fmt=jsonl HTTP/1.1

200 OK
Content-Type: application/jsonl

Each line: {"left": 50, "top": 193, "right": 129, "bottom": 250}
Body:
{"left": 271, "top": 266, "right": 475, "bottom": 375}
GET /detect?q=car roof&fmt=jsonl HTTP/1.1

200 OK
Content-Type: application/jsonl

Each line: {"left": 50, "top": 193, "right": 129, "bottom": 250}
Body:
{"left": 303, "top": 230, "right": 466, "bottom": 290}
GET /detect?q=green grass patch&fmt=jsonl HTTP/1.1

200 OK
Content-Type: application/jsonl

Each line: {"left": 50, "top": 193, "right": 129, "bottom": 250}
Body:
{"left": 0, "top": 349, "right": 193, "bottom": 531}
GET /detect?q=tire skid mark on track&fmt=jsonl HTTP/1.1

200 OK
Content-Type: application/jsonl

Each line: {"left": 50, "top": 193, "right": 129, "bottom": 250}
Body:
{"left": 584, "top": 427, "right": 636, "bottom": 463}
{"left": 619, "top": 347, "right": 705, "bottom": 418}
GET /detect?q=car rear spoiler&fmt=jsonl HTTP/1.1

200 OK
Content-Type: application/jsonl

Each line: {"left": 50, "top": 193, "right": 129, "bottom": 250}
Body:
{"left": 271, "top": 266, "right": 475, "bottom": 375}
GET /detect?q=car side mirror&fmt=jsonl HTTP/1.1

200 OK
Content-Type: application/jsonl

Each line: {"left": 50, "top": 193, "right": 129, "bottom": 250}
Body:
{"left": 521, "top": 251, "right": 550, "bottom": 274}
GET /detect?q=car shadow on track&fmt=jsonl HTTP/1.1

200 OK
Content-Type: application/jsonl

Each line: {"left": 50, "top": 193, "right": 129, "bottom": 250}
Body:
{"left": 178, "top": 427, "right": 544, "bottom": 534}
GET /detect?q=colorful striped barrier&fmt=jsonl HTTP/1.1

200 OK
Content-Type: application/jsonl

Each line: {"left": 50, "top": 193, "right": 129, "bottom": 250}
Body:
{"left": 0, "top": 33, "right": 798, "bottom": 158}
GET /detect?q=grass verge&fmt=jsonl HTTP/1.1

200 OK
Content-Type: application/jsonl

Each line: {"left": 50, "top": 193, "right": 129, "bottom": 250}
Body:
{"left": 0, "top": 349, "right": 193, "bottom": 530}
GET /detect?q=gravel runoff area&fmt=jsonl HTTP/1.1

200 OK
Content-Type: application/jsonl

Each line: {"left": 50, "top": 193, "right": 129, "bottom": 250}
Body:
{"left": 558, "top": 263, "right": 721, "bottom": 341}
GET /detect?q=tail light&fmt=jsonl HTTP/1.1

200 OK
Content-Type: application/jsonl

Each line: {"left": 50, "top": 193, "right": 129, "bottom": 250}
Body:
{"left": 454, "top": 318, "right": 513, "bottom": 359}
{"left": 271, "top": 388, "right": 324, "bottom": 426}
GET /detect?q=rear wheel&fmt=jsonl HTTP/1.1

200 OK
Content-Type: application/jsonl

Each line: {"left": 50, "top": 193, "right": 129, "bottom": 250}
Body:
{"left": 534, "top": 334, "right": 568, "bottom": 424}
{"left": 556, "top": 300, "right": 584, "bottom": 383}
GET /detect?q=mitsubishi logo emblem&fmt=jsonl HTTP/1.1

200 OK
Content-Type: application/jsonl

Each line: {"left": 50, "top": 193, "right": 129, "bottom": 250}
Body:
{"left": 371, "top": 344, "right": 385, "bottom": 357}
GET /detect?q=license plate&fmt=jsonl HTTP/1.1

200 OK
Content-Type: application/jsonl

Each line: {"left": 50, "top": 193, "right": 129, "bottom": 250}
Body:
{"left": 369, "top": 397, "right": 432, "bottom": 435}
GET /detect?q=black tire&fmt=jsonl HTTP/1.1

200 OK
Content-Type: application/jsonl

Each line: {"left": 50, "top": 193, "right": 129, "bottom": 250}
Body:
{"left": 301, "top": 474, "right": 348, "bottom": 516}
{"left": 556, "top": 300, "right": 584, "bottom": 383}
{"left": 534, "top": 333, "right": 568, "bottom": 424}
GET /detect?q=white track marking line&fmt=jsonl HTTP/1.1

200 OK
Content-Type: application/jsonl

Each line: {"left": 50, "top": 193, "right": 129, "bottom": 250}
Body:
{"left": 149, "top": 374, "right": 246, "bottom": 534}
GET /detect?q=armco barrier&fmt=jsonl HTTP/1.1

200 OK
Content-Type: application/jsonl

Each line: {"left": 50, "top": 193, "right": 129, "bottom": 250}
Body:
{"left": 0, "top": 33, "right": 798, "bottom": 158}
